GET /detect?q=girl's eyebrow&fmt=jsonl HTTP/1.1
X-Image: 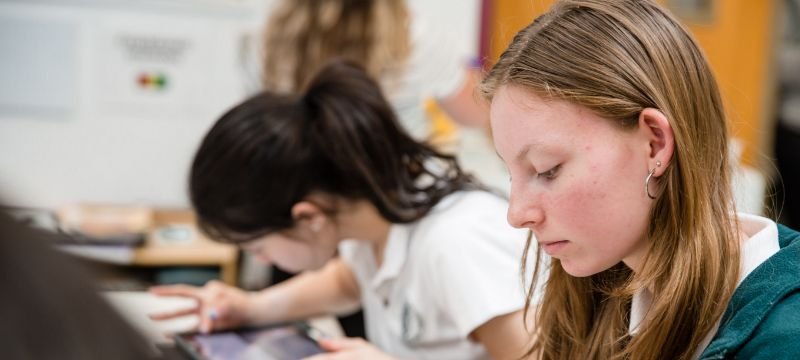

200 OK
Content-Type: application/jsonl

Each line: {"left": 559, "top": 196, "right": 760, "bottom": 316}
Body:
{"left": 516, "top": 137, "right": 554, "bottom": 160}
{"left": 515, "top": 144, "right": 531, "bottom": 163}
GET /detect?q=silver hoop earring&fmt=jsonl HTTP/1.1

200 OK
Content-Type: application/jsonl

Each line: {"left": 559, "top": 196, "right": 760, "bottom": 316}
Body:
{"left": 645, "top": 160, "right": 662, "bottom": 199}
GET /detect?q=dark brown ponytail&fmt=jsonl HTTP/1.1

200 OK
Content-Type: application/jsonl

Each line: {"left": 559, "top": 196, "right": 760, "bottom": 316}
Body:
{"left": 190, "top": 59, "right": 480, "bottom": 243}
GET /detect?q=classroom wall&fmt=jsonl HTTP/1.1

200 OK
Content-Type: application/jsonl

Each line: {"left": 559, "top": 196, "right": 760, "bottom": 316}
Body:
{"left": 0, "top": 0, "right": 482, "bottom": 209}
{"left": 0, "top": 0, "right": 270, "bottom": 208}
{"left": 681, "top": 0, "right": 778, "bottom": 168}
{"left": 487, "top": 0, "right": 778, "bottom": 168}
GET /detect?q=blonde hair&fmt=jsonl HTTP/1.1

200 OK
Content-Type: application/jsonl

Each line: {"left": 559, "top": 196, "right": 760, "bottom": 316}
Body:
{"left": 262, "top": 0, "right": 411, "bottom": 93}
{"left": 480, "top": 0, "right": 740, "bottom": 359}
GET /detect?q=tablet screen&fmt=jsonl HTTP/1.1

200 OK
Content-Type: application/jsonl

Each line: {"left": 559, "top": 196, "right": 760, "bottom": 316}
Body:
{"left": 176, "top": 324, "right": 324, "bottom": 360}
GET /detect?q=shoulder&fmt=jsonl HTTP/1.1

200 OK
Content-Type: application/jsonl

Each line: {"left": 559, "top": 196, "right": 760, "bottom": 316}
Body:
{"left": 425, "top": 191, "right": 509, "bottom": 224}
{"left": 738, "top": 225, "right": 800, "bottom": 355}
{"left": 778, "top": 223, "right": 800, "bottom": 248}
{"left": 757, "top": 290, "right": 800, "bottom": 332}
{"left": 701, "top": 223, "right": 800, "bottom": 359}
{"left": 735, "top": 291, "right": 800, "bottom": 358}
{"left": 410, "top": 191, "right": 528, "bottom": 278}
{"left": 415, "top": 191, "right": 523, "bottom": 249}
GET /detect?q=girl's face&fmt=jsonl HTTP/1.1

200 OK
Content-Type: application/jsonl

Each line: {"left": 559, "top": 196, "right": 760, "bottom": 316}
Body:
{"left": 241, "top": 217, "right": 339, "bottom": 273}
{"left": 490, "top": 86, "right": 655, "bottom": 277}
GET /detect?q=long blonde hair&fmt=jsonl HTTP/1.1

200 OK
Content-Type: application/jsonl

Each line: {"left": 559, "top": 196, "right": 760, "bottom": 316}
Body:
{"left": 262, "top": 0, "right": 411, "bottom": 93}
{"left": 480, "top": 1, "right": 740, "bottom": 358}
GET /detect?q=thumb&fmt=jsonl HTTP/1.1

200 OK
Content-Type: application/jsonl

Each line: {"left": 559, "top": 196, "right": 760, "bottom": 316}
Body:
{"left": 149, "top": 284, "right": 200, "bottom": 298}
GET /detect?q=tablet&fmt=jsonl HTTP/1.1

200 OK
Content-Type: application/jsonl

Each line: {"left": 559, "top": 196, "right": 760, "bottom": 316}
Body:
{"left": 174, "top": 323, "right": 324, "bottom": 360}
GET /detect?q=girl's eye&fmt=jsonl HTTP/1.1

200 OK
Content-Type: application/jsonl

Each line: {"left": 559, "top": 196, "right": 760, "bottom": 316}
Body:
{"left": 537, "top": 164, "right": 561, "bottom": 180}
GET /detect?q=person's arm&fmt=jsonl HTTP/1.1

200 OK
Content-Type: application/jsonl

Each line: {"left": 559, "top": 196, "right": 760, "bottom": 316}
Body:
{"left": 437, "top": 66, "right": 490, "bottom": 128}
{"left": 247, "top": 257, "right": 361, "bottom": 326}
{"left": 150, "top": 257, "right": 361, "bottom": 332}
{"left": 470, "top": 310, "right": 531, "bottom": 360}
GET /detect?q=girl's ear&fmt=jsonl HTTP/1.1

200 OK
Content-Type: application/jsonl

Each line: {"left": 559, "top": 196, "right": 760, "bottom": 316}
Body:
{"left": 638, "top": 108, "right": 674, "bottom": 176}
{"left": 291, "top": 201, "right": 324, "bottom": 232}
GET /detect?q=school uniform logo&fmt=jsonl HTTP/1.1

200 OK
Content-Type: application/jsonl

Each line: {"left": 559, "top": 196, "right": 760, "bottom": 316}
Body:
{"left": 401, "top": 302, "right": 425, "bottom": 344}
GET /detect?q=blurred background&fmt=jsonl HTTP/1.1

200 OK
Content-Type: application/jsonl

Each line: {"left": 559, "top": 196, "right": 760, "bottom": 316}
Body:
{"left": 1, "top": 0, "right": 794, "bottom": 214}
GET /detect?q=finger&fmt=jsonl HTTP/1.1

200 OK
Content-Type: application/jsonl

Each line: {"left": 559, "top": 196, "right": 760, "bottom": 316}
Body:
{"left": 199, "top": 307, "right": 219, "bottom": 334}
{"left": 148, "top": 306, "right": 199, "bottom": 321}
{"left": 149, "top": 284, "right": 201, "bottom": 298}
{"left": 205, "top": 279, "right": 224, "bottom": 288}
{"left": 318, "top": 337, "right": 367, "bottom": 351}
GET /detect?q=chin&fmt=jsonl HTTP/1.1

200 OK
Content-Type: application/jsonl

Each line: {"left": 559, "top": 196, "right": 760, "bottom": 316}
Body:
{"left": 253, "top": 254, "right": 272, "bottom": 266}
{"left": 282, "top": 260, "right": 326, "bottom": 273}
{"left": 274, "top": 263, "right": 304, "bottom": 273}
{"left": 559, "top": 260, "right": 603, "bottom": 278}
{"left": 306, "top": 262, "right": 327, "bottom": 272}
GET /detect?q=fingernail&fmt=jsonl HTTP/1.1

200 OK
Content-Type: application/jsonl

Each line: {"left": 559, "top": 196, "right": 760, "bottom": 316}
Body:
{"left": 302, "top": 324, "right": 329, "bottom": 342}
{"left": 206, "top": 308, "right": 219, "bottom": 321}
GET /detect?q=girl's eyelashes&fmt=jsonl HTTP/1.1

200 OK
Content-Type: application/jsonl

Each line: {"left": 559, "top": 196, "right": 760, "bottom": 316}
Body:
{"left": 537, "top": 164, "right": 561, "bottom": 180}
{"left": 506, "top": 163, "right": 560, "bottom": 183}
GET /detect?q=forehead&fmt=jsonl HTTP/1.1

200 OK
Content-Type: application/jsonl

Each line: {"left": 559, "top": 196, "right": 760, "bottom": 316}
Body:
{"left": 489, "top": 86, "right": 617, "bottom": 158}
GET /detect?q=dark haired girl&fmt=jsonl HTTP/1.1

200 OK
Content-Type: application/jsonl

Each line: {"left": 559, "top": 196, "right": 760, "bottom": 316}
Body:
{"left": 151, "top": 60, "right": 530, "bottom": 359}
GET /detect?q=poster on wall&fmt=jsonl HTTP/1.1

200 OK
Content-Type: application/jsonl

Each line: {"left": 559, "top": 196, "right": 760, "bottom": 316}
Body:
{"left": 94, "top": 16, "right": 216, "bottom": 117}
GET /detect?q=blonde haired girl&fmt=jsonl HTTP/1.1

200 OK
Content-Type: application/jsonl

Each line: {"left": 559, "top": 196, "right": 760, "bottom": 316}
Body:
{"left": 259, "top": 0, "right": 487, "bottom": 141}
{"left": 261, "top": 0, "right": 410, "bottom": 93}
{"left": 482, "top": 0, "right": 800, "bottom": 358}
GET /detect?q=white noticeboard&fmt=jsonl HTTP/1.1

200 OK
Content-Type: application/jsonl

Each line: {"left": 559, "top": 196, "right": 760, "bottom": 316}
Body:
{"left": 95, "top": 19, "right": 213, "bottom": 116}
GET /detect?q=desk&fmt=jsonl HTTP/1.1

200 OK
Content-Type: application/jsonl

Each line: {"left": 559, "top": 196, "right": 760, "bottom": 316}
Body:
{"left": 134, "top": 209, "right": 239, "bottom": 285}
{"left": 61, "top": 209, "right": 239, "bottom": 286}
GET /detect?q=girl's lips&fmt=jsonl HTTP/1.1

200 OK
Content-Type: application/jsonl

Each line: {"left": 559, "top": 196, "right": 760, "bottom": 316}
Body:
{"left": 542, "top": 240, "right": 569, "bottom": 255}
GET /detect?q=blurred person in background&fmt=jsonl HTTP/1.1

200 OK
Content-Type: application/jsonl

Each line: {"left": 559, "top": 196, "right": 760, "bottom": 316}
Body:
{"left": 260, "top": 0, "right": 487, "bottom": 139}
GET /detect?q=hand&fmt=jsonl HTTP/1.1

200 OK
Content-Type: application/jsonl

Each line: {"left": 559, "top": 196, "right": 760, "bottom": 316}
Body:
{"left": 303, "top": 338, "right": 397, "bottom": 360}
{"left": 148, "top": 280, "right": 254, "bottom": 333}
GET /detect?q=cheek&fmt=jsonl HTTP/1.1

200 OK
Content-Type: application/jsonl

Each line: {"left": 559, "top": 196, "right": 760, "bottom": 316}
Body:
{"left": 264, "top": 234, "right": 339, "bottom": 272}
{"left": 553, "top": 154, "right": 649, "bottom": 242}
{"left": 550, "top": 173, "right": 611, "bottom": 227}
{"left": 261, "top": 239, "right": 315, "bottom": 271}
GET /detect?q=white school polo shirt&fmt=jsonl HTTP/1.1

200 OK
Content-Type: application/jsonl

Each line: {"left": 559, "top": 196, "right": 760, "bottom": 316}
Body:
{"left": 339, "top": 191, "right": 530, "bottom": 359}
{"left": 627, "top": 213, "right": 780, "bottom": 359}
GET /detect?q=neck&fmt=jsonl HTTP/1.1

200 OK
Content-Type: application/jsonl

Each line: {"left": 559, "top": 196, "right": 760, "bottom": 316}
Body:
{"left": 335, "top": 200, "right": 392, "bottom": 265}
{"left": 623, "top": 238, "right": 650, "bottom": 274}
